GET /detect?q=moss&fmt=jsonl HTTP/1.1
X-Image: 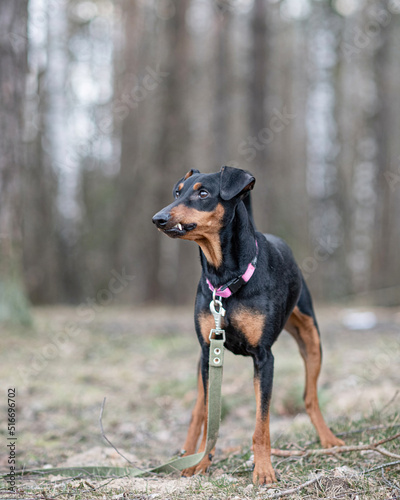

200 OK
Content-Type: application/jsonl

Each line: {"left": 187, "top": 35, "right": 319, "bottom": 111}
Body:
{"left": 0, "top": 279, "right": 32, "bottom": 326}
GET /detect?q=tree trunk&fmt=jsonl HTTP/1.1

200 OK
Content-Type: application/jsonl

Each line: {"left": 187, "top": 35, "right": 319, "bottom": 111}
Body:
{"left": 112, "top": 0, "right": 153, "bottom": 305}
{"left": 0, "top": 0, "right": 31, "bottom": 324}
{"left": 214, "top": 6, "right": 233, "bottom": 166}
{"left": 304, "top": 3, "right": 343, "bottom": 299}
{"left": 145, "top": 0, "right": 193, "bottom": 304}
{"left": 342, "top": 4, "right": 379, "bottom": 296}
{"left": 23, "top": 14, "right": 61, "bottom": 304}
{"left": 248, "top": 0, "right": 271, "bottom": 230}
{"left": 370, "top": 7, "right": 395, "bottom": 300}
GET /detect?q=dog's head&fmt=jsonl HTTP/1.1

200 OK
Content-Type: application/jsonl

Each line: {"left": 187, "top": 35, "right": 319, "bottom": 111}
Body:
{"left": 152, "top": 166, "right": 255, "bottom": 241}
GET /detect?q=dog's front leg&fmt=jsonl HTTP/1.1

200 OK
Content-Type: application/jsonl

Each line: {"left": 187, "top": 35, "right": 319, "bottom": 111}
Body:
{"left": 182, "top": 346, "right": 213, "bottom": 476}
{"left": 181, "top": 359, "right": 206, "bottom": 457}
{"left": 252, "top": 348, "right": 277, "bottom": 485}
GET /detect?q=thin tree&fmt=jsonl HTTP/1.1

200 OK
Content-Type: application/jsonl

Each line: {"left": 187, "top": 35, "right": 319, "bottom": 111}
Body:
{"left": 0, "top": 0, "right": 31, "bottom": 324}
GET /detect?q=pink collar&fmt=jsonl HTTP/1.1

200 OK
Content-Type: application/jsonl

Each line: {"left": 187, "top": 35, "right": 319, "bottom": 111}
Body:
{"left": 206, "top": 241, "right": 258, "bottom": 298}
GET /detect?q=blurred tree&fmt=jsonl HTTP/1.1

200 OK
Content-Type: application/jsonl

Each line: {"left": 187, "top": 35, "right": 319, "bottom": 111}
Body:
{"left": 22, "top": 0, "right": 65, "bottom": 304}
{"left": 370, "top": 5, "right": 398, "bottom": 300}
{"left": 149, "top": 0, "right": 194, "bottom": 303}
{"left": 23, "top": 67, "right": 61, "bottom": 304}
{"left": 214, "top": 4, "right": 233, "bottom": 165}
{"left": 0, "top": 0, "right": 31, "bottom": 324}
{"left": 249, "top": 0, "right": 270, "bottom": 227}
{"left": 112, "top": 0, "right": 195, "bottom": 304}
{"left": 304, "top": 1, "right": 344, "bottom": 299}
{"left": 112, "top": 0, "right": 148, "bottom": 304}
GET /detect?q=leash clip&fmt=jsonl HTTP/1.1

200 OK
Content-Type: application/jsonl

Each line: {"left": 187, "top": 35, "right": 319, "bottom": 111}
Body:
{"left": 209, "top": 292, "right": 226, "bottom": 341}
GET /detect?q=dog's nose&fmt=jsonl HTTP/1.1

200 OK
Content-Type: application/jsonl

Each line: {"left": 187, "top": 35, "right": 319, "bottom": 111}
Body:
{"left": 152, "top": 211, "right": 170, "bottom": 228}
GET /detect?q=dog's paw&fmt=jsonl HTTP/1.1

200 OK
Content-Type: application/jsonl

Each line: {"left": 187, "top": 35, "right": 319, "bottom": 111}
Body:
{"left": 194, "top": 456, "right": 211, "bottom": 475}
{"left": 253, "top": 461, "right": 276, "bottom": 485}
{"left": 324, "top": 437, "right": 345, "bottom": 448}
{"left": 181, "top": 456, "right": 212, "bottom": 478}
{"left": 321, "top": 434, "right": 345, "bottom": 448}
{"left": 181, "top": 466, "right": 196, "bottom": 477}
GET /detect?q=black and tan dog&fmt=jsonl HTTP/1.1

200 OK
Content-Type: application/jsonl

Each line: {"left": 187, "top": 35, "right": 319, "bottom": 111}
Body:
{"left": 152, "top": 166, "right": 344, "bottom": 484}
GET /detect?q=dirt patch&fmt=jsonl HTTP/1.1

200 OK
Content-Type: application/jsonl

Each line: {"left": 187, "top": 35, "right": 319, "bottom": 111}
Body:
{"left": 0, "top": 305, "right": 399, "bottom": 498}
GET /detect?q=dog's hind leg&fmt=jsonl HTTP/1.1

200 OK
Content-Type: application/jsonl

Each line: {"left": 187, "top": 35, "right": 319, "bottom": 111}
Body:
{"left": 285, "top": 281, "right": 344, "bottom": 448}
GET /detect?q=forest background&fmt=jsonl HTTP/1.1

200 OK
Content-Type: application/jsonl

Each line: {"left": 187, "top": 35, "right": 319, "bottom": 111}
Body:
{"left": 1, "top": 0, "right": 400, "bottom": 317}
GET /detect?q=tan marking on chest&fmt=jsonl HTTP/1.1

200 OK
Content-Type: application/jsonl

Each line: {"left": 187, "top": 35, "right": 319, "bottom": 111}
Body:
{"left": 170, "top": 204, "right": 225, "bottom": 268}
{"left": 198, "top": 311, "right": 225, "bottom": 345}
{"left": 231, "top": 307, "right": 266, "bottom": 347}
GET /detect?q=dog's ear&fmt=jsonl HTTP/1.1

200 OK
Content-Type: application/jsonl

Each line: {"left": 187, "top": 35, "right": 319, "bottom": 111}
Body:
{"left": 184, "top": 169, "right": 200, "bottom": 180}
{"left": 219, "top": 166, "right": 255, "bottom": 201}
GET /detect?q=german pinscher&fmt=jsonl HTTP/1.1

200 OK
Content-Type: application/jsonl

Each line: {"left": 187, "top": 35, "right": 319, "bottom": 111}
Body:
{"left": 152, "top": 166, "right": 344, "bottom": 484}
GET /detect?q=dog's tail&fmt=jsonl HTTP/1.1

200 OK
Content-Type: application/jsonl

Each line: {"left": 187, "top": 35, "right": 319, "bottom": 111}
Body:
{"left": 243, "top": 192, "right": 256, "bottom": 229}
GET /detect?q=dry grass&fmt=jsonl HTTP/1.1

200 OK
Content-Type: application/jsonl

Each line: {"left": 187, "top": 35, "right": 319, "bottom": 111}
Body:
{"left": 0, "top": 304, "right": 399, "bottom": 499}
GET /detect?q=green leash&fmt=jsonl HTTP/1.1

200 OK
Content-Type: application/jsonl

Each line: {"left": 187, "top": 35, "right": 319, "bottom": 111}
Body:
{"left": 3, "top": 300, "right": 226, "bottom": 481}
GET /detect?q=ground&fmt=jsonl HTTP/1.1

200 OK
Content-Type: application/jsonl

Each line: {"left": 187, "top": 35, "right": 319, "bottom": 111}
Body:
{"left": 0, "top": 304, "right": 399, "bottom": 499}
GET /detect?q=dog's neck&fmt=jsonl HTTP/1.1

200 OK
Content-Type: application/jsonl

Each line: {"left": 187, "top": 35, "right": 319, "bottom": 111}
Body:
{"left": 200, "top": 201, "right": 257, "bottom": 287}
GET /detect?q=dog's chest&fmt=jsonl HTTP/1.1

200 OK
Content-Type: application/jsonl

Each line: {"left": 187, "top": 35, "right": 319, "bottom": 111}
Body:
{"left": 197, "top": 305, "right": 266, "bottom": 356}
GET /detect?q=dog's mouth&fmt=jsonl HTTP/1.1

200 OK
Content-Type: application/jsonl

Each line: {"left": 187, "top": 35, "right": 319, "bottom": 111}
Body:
{"left": 163, "top": 222, "right": 197, "bottom": 238}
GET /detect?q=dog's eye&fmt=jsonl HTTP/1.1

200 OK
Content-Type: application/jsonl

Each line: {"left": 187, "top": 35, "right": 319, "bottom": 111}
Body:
{"left": 198, "top": 189, "right": 209, "bottom": 199}
{"left": 175, "top": 190, "right": 180, "bottom": 199}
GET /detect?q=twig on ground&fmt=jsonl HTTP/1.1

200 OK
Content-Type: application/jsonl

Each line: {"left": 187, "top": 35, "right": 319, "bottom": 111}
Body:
{"left": 363, "top": 460, "right": 400, "bottom": 474}
{"left": 271, "top": 432, "right": 400, "bottom": 459}
{"left": 84, "top": 480, "right": 96, "bottom": 490}
{"left": 381, "top": 390, "right": 399, "bottom": 413}
{"left": 375, "top": 447, "right": 400, "bottom": 460}
{"left": 265, "top": 473, "right": 323, "bottom": 499}
{"left": 99, "top": 397, "right": 136, "bottom": 467}
{"left": 381, "top": 467, "right": 400, "bottom": 492}
{"left": 91, "top": 477, "right": 120, "bottom": 491}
